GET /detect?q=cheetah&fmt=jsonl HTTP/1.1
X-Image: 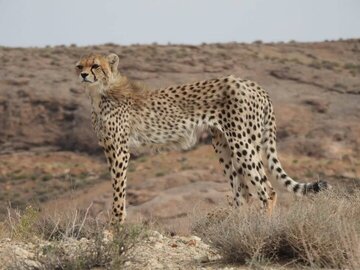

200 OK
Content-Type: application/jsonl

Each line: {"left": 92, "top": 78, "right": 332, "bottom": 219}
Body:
{"left": 75, "top": 53, "right": 328, "bottom": 224}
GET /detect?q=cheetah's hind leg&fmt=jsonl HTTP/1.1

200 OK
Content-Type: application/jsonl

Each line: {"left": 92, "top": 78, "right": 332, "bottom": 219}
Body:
{"left": 224, "top": 134, "right": 274, "bottom": 212}
{"left": 211, "top": 128, "right": 247, "bottom": 208}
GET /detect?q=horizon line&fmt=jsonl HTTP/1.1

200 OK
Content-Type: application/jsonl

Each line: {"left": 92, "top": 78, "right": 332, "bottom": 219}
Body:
{"left": 1, "top": 37, "right": 359, "bottom": 49}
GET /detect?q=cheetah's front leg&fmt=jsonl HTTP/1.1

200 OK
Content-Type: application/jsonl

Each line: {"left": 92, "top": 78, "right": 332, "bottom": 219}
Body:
{"left": 104, "top": 143, "right": 130, "bottom": 225}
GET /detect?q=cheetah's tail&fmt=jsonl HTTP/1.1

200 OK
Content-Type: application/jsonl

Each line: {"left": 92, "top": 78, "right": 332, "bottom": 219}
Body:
{"left": 262, "top": 103, "right": 329, "bottom": 196}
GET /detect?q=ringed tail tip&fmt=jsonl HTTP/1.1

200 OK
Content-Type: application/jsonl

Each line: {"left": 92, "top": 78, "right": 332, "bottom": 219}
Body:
{"left": 305, "top": 180, "right": 330, "bottom": 194}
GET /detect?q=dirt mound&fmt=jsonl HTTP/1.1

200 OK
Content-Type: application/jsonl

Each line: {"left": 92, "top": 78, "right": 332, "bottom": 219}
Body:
{"left": 0, "top": 230, "right": 225, "bottom": 270}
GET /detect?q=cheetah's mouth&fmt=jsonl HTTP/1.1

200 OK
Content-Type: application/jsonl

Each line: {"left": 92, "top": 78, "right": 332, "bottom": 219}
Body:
{"left": 82, "top": 78, "right": 96, "bottom": 83}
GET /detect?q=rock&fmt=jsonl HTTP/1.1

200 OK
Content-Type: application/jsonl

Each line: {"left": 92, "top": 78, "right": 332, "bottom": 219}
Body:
{"left": 0, "top": 240, "right": 43, "bottom": 270}
{"left": 195, "top": 255, "right": 210, "bottom": 263}
{"left": 186, "top": 239, "right": 197, "bottom": 246}
{"left": 190, "top": 236, "right": 201, "bottom": 242}
{"left": 152, "top": 231, "right": 164, "bottom": 240}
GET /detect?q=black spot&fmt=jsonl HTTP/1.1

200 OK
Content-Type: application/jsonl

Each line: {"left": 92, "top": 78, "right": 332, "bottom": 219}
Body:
{"left": 285, "top": 180, "right": 291, "bottom": 186}
{"left": 293, "top": 184, "right": 300, "bottom": 193}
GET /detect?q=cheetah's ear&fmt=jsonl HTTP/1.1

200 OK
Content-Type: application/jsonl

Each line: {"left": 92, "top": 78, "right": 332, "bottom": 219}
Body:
{"left": 106, "top": 53, "right": 119, "bottom": 74}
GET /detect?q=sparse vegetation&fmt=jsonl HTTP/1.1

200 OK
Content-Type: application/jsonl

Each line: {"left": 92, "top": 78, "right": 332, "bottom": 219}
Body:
{"left": 344, "top": 62, "right": 360, "bottom": 75}
{"left": 0, "top": 153, "right": 108, "bottom": 217}
{"left": 1, "top": 205, "right": 147, "bottom": 269}
{"left": 309, "top": 61, "right": 322, "bottom": 69}
{"left": 308, "top": 59, "right": 341, "bottom": 70}
{"left": 155, "top": 171, "right": 166, "bottom": 177}
{"left": 193, "top": 189, "right": 360, "bottom": 269}
{"left": 321, "top": 60, "right": 340, "bottom": 70}
{"left": 334, "top": 82, "right": 348, "bottom": 90}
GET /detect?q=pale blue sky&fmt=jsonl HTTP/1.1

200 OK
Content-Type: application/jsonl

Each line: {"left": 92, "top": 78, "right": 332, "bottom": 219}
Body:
{"left": 0, "top": 0, "right": 359, "bottom": 47}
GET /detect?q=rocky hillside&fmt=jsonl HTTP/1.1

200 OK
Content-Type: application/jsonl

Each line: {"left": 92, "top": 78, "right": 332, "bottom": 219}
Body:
{"left": 1, "top": 40, "right": 360, "bottom": 154}
{"left": 0, "top": 40, "right": 360, "bottom": 234}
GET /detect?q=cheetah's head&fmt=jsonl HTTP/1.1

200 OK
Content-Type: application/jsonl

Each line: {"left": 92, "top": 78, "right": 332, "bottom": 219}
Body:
{"left": 75, "top": 53, "right": 119, "bottom": 86}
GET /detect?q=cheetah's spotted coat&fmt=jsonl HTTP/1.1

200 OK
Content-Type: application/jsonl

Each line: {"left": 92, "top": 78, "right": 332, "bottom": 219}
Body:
{"left": 75, "top": 53, "right": 328, "bottom": 224}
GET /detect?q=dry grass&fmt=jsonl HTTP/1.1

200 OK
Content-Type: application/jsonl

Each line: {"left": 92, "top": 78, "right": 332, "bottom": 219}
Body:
{"left": 1, "top": 205, "right": 147, "bottom": 269}
{"left": 192, "top": 189, "right": 360, "bottom": 269}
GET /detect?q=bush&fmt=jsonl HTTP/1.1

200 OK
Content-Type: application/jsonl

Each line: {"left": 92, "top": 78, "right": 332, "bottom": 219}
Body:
{"left": 38, "top": 221, "right": 146, "bottom": 269}
{"left": 192, "top": 189, "right": 360, "bottom": 269}
{"left": 2, "top": 205, "right": 147, "bottom": 269}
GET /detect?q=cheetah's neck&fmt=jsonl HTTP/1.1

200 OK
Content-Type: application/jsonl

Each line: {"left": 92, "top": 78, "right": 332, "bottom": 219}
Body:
{"left": 86, "top": 85, "right": 104, "bottom": 114}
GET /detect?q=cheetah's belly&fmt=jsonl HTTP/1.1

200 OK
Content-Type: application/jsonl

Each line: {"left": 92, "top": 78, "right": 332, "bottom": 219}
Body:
{"left": 129, "top": 120, "right": 207, "bottom": 152}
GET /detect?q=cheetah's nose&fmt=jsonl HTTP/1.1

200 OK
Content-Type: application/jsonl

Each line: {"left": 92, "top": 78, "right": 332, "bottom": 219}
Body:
{"left": 81, "top": 72, "right": 88, "bottom": 79}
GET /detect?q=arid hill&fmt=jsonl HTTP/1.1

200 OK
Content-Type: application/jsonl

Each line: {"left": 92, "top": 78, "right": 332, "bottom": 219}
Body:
{"left": 0, "top": 40, "right": 359, "bottom": 233}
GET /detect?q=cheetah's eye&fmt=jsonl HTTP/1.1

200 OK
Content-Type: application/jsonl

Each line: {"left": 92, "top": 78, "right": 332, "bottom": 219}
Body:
{"left": 92, "top": 64, "right": 100, "bottom": 69}
{"left": 76, "top": 65, "right": 83, "bottom": 70}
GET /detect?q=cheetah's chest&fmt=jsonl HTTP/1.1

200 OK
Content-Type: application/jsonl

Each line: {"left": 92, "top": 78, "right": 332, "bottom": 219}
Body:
{"left": 92, "top": 100, "right": 124, "bottom": 145}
